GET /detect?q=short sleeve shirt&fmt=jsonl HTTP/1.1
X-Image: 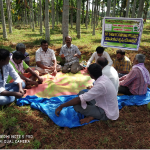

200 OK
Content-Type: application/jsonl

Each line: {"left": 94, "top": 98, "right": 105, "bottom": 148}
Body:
{"left": 59, "top": 44, "right": 81, "bottom": 65}
{"left": 36, "top": 47, "right": 56, "bottom": 67}
{"left": 113, "top": 56, "right": 132, "bottom": 72}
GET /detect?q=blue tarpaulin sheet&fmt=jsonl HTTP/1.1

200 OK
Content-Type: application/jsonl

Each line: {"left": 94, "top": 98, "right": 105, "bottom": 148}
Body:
{"left": 16, "top": 88, "right": 150, "bottom": 128}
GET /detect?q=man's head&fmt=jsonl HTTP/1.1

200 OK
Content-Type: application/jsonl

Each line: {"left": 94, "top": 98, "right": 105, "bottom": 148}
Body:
{"left": 65, "top": 36, "right": 72, "bottom": 45}
{"left": 41, "top": 40, "right": 48, "bottom": 52}
{"left": 96, "top": 57, "right": 108, "bottom": 68}
{"left": 87, "top": 63, "right": 102, "bottom": 80}
{"left": 0, "top": 49, "right": 10, "bottom": 67}
{"left": 16, "top": 43, "right": 26, "bottom": 55}
{"left": 13, "top": 51, "right": 25, "bottom": 64}
{"left": 96, "top": 46, "right": 105, "bottom": 57}
{"left": 133, "top": 54, "right": 145, "bottom": 65}
{"left": 116, "top": 49, "right": 125, "bottom": 61}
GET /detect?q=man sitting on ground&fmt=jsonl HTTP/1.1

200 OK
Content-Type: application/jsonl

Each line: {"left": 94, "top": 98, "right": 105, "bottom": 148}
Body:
{"left": 59, "top": 36, "right": 82, "bottom": 74}
{"left": 35, "top": 40, "right": 61, "bottom": 76}
{"left": 97, "top": 57, "right": 119, "bottom": 93}
{"left": 86, "top": 46, "right": 113, "bottom": 68}
{"left": 119, "top": 54, "right": 150, "bottom": 95}
{"left": 55, "top": 63, "right": 119, "bottom": 124}
{"left": 7, "top": 51, "right": 43, "bottom": 89}
{"left": 0, "top": 49, "right": 25, "bottom": 106}
{"left": 113, "top": 49, "right": 132, "bottom": 78}
{"left": 10, "top": 43, "right": 30, "bottom": 66}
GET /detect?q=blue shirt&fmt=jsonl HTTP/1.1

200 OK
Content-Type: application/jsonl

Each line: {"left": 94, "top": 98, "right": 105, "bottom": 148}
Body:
{"left": 0, "top": 63, "right": 22, "bottom": 93}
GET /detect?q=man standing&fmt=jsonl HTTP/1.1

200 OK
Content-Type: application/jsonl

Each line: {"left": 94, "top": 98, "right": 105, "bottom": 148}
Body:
{"left": 119, "top": 54, "right": 150, "bottom": 95}
{"left": 113, "top": 49, "right": 132, "bottom": 78}
{"left": 97, "top": 57, "right": 119, "bottom": 93}
{"left": 59, "top": 36, "right": 82, "bottom": 74}
{"left": 35, "top": 40, "right": 61, "bottom": 76}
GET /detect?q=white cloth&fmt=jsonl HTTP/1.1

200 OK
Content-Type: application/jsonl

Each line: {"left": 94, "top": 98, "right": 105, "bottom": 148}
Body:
{"left": 35, "top": 47, "right": 56, "bottom": 67}
{"left": 86, "top": 51, "right": 113, "bottom": 67}
{"left": 102, "top": 65, "right": 119, "bottom": 93}
{"left": 59, "top": 44, "right": 81, "bottom": 66}
{"left": 79, "top": 75, "right": 119, "bottom": 120}
{"left": 0, "top": 63, "right": 23, "bottom": 93}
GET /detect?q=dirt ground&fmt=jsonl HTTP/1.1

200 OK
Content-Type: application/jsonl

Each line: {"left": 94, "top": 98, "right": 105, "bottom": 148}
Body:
{"left": 1, "top": 44, "right": 150, "bottom": 149}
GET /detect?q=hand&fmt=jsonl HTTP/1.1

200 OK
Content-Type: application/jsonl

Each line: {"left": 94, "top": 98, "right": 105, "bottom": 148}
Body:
{"left": 74, "top": 54, "right": 78, "bottom": 57}
{"left": 48, "top": 66, "right": 54, "bottom": 70}
{"left": 61, "top": 54, "right": 65, "bottom": 58}
{"left": 30, "top": 81, "right": 39, "bottom": 87}
{"left": 86, "top": 85, "right": 93, "bottom": 89}
{"left": 14, "top": 92, "right": 24, "bottom": 98}
{"left": 38, "top": 77, "right": 43, "bottom": 84}
{"left": 19, "top": 88, "right": 25, "bottom": 95}
{"left": 52, "top": 69, "right": 57, "bottom": 76}
{"left": 55, "top": 106, "right": 62, "bottom": 117}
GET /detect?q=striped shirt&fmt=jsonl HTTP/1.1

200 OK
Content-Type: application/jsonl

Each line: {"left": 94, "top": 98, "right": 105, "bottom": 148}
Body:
{"left": 114, "top": 56, "right": 132, "bottom": 72}
{"left": 59, "top": 44, "right": 81, "bottom": 66}
{"left": 119, "top": 67, "right": 148, "bottom": 95}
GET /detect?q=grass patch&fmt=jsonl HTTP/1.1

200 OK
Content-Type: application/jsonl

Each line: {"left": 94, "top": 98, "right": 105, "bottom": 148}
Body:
{"left": 0, "top": 21, "right": 150, "bottom": 148}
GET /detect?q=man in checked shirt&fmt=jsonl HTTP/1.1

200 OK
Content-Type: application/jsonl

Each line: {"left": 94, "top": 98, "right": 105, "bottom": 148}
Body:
{"left": 119, "top": 54, "right": 150, "bottom": 95}
{"left": 59, "top": 36, "right": 83, "bottom": 74}
{"left": 113, "top": 49, "right": 132, "bottom": 78}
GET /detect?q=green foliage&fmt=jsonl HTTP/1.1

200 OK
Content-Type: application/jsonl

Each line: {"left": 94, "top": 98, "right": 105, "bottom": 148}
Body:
{"left": 33, "top": 139, "right": 41, "bottom": 149}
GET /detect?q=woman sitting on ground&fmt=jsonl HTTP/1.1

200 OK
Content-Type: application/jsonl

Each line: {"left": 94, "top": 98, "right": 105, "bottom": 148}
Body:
{"left": 7, "top": 51, "right": 43, "bottom": 89}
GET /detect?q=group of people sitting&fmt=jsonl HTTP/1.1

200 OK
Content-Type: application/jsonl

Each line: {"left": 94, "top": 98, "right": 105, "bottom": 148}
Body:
{"left": 0, "top": 35, "right": 150, "bottom": 125}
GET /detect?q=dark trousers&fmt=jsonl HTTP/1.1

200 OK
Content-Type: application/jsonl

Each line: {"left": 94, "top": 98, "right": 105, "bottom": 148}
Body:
{"left": 118, "top": 85, "right": 133, "bottom": 95}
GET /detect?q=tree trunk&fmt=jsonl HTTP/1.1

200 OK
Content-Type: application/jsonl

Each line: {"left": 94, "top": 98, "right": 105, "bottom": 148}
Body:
{"left": 6, "top": 0, "right": 12, "bottom": 33}
{"left": 77, "top": 0, "right": 81, "bottom": 39}
{"left": 62, "top": 0, "right": 69, "bottom": 45}
{"left": 76, "top": 0, "right": 78, "bottom": 31}
{"left": 91, "top": 0, "right": 93, "bottom": 28}
{"left": 70, "top": 0, "right": 73, "bottom": 28}
{"left": 52, "top": 0, "right": 55, "bottom": 29}
{"left": 56, "top": 0, "right": 59, "bottom": 25}
{"left": 82, "top": 0, "right": 85, "bottom": 24}
{"left": 106, "top": 0, "right": 111, "bottom": 16}
{"left": 112, "top": 0, "right": 116, "bottom": 17}
{"left": 96, "top": 0, "right": 99, "bottom": 27}
{"left": 125, "top": 0, "right": 130, "bottom": 17}
{"left": 93, "top": 0, "right": 97, "bottom": 35}
{"left": 0, "top": 0, "right": 7, "bottom": 38}
{"left": 24, "top": 0, "right": 28, "bottom": 25}
{"left": 29, "top": 0, "right": 32, "bottom": 28}
{"left": 137, "top": 0, "right": 144, "bottom": 18}
{"left": 45, "top": 0, "right": 50, "bottom": 44}
{"left": 34, "top": 0, "right": 37, "bottom": 27}
{"left": 85, "top": 0, "right": 88, "bottom": 29}
{"left": 39, "top": 0, "right": 43, "bottom": 35}
{"left": 31, "top": 0, "right": 35, "bottom": 31}
{"left": 131, "top": 0, "right": 136, "bottom": 18}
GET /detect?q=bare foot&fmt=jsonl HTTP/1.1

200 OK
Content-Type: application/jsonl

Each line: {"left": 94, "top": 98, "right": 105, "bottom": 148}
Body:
{"left": 80, "top": 116, "right": 95, "bottom": 124}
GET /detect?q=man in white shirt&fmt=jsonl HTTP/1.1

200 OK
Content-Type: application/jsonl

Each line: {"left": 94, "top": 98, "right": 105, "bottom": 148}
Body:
{"left": 35, "top": 40, "right": 61, "bottom": 76}
{"left": 55, "top": 63, "right": 119, "bottom": 125}
{"left": 0, "top": 49, "right": 25, "bottom": 106}
{"left": 97, "top": 57, "right": 119, "bottom": 93}
{"left": 86, "top": 46, "right": 113, "bottom": 67}
{"left": 59, "top": 36, "right": 82, "bottom": 74}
